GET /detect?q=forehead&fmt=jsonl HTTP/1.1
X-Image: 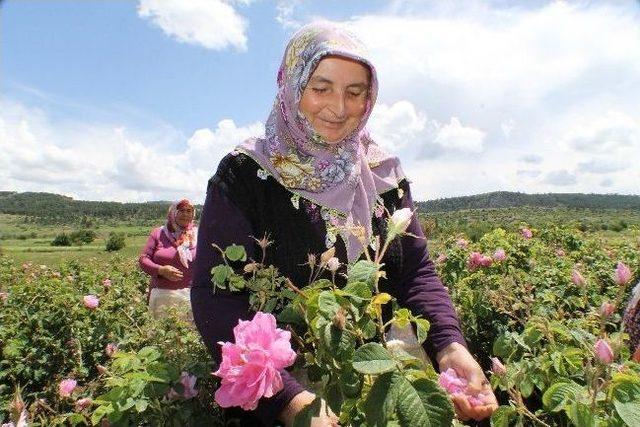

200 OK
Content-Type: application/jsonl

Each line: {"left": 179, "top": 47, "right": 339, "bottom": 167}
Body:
{"left": 309, "top": 56, "right": 370, "bottom": 84}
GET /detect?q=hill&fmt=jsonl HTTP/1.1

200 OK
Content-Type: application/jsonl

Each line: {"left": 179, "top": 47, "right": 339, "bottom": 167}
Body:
{"left": 417, "top": 191, "right": 640, "bottom": 212}
{"left": 1, "top": 191, "right": 638, "bottom": 224}
{"left": 0, "top": 192, "right": 183, "bottom": 224}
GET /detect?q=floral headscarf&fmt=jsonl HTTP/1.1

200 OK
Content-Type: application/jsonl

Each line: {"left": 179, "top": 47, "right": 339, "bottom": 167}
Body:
{"left": 238, "top": 21, "right": 405, "bottom": 261}
{"left": 162, "top": 199, "right": 197, "bottom": 268}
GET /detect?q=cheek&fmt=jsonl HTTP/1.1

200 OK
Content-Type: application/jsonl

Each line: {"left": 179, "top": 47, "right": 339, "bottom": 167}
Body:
{"left": 299, "top": 92, "right": 323, "bottom": 118}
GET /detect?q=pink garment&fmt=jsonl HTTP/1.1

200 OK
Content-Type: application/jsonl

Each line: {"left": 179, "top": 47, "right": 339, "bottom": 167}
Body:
{"left": 139, "top": 227, "right": 195, "bottom": 290}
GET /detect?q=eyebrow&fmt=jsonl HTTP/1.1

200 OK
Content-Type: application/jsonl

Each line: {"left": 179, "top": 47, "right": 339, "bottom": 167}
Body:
{"left": 308, "top": 76, "right": 369, "bottom": 89}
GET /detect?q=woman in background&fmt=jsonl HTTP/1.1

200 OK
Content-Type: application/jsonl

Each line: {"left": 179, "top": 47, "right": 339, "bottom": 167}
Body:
{"left": 139, "top": 199, "right": 197, "bottom": 319}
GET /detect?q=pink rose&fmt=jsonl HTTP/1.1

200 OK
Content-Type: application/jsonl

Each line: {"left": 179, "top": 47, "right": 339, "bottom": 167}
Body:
{"left": 456, "top": 238, "right": 469, "bottom": 249}
{"left": 480, "top": 255, "right": 493, "bottom": 267}
{"left": 467, "top": 252, "right": 484, "bottom": 271}
{"left": 555, "top": 249, "right": 565, "bottom": 257}
{"left": 83, "top": 295, "right": 99, "bottom": 309}
{"left": 436, "top": 253, "right": 447, "bottom": 264}
{"left": 615, "top": 262, "right": 632, "bottom": 286}
{"left": 179, "top": 372, "right": 198, "bottom": 399}
{"left": 491, "top": 357, "right": 507, "bottom": 375}
{"left": 493, "top": 249, "right": 506, "bottom": 262}
{"left": 102, "top": 278, "right": 112, "bottom": 288}
{"left": 213, "top": 312, "right": 296, "bottom": 410}
{"left": 594, "top": 339, "right": 614, "bottom": 364}
{"left": 571, "top": 270, "right": 586, "bottom": 287}
{"left": 75, "top": 397, "right": 92, "bottom": 411}
{"left": 520, "top": 228, "right": 533, "bottom": 239}
{"left": 105, "top": 343, "right": 118, "bottom": 357}
{"left": 438, "top": 368, "right": 487, "bottom": 407}
{"left": 58, "top": 379, "right": 77, "bottom": 397}
{"left": 599, "top": 302, "right": 615, "bottom": 318}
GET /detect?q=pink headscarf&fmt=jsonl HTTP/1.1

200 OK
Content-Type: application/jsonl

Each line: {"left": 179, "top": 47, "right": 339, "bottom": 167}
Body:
{"left": 238, "top": 21, "right": 405, "bottom": 261}
{"left": 162, "top": 199, "right": 197, "bottom": 267}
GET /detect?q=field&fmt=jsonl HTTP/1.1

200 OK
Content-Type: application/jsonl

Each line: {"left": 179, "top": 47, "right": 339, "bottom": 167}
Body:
{"left": 1, "top": 207, "right": 639, "bottom": 426}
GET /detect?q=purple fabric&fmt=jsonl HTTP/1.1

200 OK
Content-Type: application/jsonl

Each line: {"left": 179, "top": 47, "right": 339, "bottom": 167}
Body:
{"left": 138, "top": 227, "right": 195, "bottom": 290}
{"left": 191, "top": 177, "right": 465, "bottom": 425}
{"left": 238, "top": 21, "right": 405, "bottom": 261}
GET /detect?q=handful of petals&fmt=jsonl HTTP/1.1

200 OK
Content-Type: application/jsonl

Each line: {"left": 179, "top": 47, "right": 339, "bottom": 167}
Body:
{"left": 438, "top": 368, "right": 490, "bottom": 407}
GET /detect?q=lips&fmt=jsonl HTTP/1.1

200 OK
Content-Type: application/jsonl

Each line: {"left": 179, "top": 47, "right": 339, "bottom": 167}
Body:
{"left": 318, "top": 118, "right": 346, "bottom": 129}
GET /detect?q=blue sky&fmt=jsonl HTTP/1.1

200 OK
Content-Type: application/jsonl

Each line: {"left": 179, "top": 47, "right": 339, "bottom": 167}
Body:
{"left": 1, "top": 0, "right": 639, "bottom": 202}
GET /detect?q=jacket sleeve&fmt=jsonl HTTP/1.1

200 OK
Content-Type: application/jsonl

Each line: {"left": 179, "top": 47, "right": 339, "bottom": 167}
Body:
{"left": 138, "top": 229, "right": 161, "bottom": 277}
{"left": 391, "top": 183, "right": 467, "bottom": 364}
{"left": 191, "top": 161, "right": 304, "bottom": 425}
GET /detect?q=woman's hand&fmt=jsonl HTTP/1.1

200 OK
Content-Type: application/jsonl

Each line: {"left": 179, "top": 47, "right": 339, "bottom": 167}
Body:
{"left": 436, "top": 342, "right": 498, "bottom": 421}
{"left": 158, "top": 265, "right": 183, "bottom": 281}
{"left": 279, "top": 391, "right": 339, "bottom": 426}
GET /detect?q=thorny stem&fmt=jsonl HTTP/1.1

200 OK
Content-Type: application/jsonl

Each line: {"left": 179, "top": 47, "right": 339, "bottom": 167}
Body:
{"left": 285, "top": 278, "right": 307, "bottom": 299}
{"left": 508, "top": 388, "right": 551, "bottom": 427}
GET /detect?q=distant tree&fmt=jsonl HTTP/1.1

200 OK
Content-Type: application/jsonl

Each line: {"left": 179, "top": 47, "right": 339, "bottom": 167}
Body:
{"left": 105, "top": 232, "right": 125, "bottom": 252}
{"left": 51, "top": 233, "right": 71, "bottom": 246}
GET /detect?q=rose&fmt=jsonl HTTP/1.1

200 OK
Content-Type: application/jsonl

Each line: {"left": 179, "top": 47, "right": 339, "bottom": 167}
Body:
{"left": 214, "top": 312, "right": 296, "bottom": 410}
{"left": 75, "top": 398, "right": 92, "bottom": 411}
{"left": 571, "top": 270, "right": 586, "bottom": 286}
{"left": 438, "top": 368, "right": 489, "bottom": 407}
{"left": 493, "top": 249, "right": 506, "bottom": 262}
{"left": 83, "top": 295, "right": 99, "bottom": 309}
{"left": 326, "top": 257, "right": 340, "bottom": 273}
{"left": 520, "top": 228, "right": 533, "bottom": 239}
{"left": 102, "top": 278, "right": 112, "bottom": 288}
{"left": 594, "top": 339, "right": 614, "bottom": 364}
{"left": 105, "top": 343, "right": 118, "bottom": 357}
{"left": 58, "top": 379, "right": 77, "bottom": 398}
{"left": 599, "top": 302, "right": 615, "bottom": 318}
{"left": 615, "top": 262, "right": 632, "bottom": 286}
{"left": 387, "top": 208, "right": 413, "bottom": 239}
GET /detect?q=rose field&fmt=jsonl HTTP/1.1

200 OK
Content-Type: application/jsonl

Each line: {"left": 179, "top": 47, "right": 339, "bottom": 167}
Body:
{"left": 1, "top": 207, "right": 639, "bottom": 426}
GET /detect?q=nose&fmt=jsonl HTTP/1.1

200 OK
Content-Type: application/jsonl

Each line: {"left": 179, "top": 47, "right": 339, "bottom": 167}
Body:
{"left": 327, "top": 91, "right": 347, "bottom": 118}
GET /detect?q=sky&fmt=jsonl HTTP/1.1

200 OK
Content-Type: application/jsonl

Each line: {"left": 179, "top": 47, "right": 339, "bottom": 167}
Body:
{"left": 1, "top": 0, "right": 639, "bottom": 203}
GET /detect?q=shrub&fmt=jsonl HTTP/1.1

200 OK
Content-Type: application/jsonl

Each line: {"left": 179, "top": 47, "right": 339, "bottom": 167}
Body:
{"left": 51, "top": 232, "right": 72, "bottom": 246}
{"left": 69, "top": 229, "right": 96, "bottom": 245}
{"left": 105, "top": 232, "right": 125, "bottom": 252}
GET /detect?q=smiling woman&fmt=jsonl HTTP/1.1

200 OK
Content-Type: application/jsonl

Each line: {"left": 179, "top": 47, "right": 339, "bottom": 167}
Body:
{"left": 190, "top": 21, "right": 497, "bottom": 426}
{"left": 139, "top": 199, "right": 197, "bottom": 319}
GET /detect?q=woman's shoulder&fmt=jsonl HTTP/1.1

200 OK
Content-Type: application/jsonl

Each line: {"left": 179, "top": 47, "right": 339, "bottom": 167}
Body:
{"left": 150, "top": 226, "right": 164, "bottom": 239}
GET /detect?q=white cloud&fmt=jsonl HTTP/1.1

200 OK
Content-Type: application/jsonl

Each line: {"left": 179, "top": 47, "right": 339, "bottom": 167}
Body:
{"left": 137, "top": 0, "right": 249, "bottom": 51}
{"left": 0, "top": 99, "right": 263, "bottom": 203}
{"left": 368, "top": 101, "right": 427, "bottom": 152}
{"left": 432, "top": 117, "right": 485, "bottom": 153}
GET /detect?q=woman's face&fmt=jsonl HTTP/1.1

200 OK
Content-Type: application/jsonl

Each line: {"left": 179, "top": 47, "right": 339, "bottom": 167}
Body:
{"left": 299, "top": 56, "right": 370, "bottom": 144}
{"left": 175, "top": 206, "right": 194, "bottom": 228}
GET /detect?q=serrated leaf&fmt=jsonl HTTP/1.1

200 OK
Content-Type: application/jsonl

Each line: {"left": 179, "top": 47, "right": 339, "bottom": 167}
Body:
{"left": 224, "top": 244, "right": 246, "bottom": 262}
{"left": 348, "top": 260, "right": 379, "bottom": 286}
{"left": 211, "top": 265, "right": 233, "bottom": 287}
{"left": 411, "top": 377, "right": 455, "bottom": 427}
{"left": 363, "top": 372, "right": 397, "bottom": 426}
{"left": 414, "top": 318, "right": 430, "bottom": 344}
{"left": 542, "top": 381, "right": 584, "bottom": 412}
{"left": 614, "top": 401, "right": 640, "bottom": 427}
{"left": 353, "top": 342, "right": 396, "bottom": 374}
{"left": 491, "top": 405, "right": 516, "bottom": 427}
{"left": 566, "top": 401, "right": 596, "bottom": 427}
{"left": 318, "top": 291, "right": 340, "bottom": 319}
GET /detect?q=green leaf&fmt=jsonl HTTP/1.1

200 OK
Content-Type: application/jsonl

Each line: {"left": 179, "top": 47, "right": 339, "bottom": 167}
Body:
{"left": 393, "top": 308, "right": 412, "bottom": 328}
{"left": 225, "top": 244, "right": 247, "bottom": 262}
{"left": 353, "top": 342, "right": 396, "bottom": 375}
{"left": 348, "top": 260, "right": 379, "bottom": 286}
{"left": 91, "top": 404, "right": 113, "bottom": 426}
{"left": 566, "top": 401, "right": 596, "bottom": 427}
{"left": 414, "top": 318, "right": 430, "bottom": 344}
{"left": 342, "top": 281, "right": 372, "bottom": 301}
{"left": 542, "top": 381, "right": 584, "bottom": 412}
{"left": 135, "top": 399, "right": 149, "bottom": 413}
{"left": 614, "top": 401, "right": 640, "bottom": 427}
{"left": 277, "top": 305, "right": 304, "bottom": 325}
{"left": 211, "top": 265, "right": 234, "bottom": 287}
{"left": 411, "top": 377, "right": 455, "bottom": 427}
{"left": 363, "top": 372, "right": 397, "bottom": 426}
{"left": 491, "top": 405, "right": 516, "bottom": 427}
{"left": 322, "top": 323, "right": 356, "bottom": 359}
{"left": 520, "top": 377, "right": 534, "bottom": 398}
{"left": 318, "top": 291, "right": 341, "bottom": 319}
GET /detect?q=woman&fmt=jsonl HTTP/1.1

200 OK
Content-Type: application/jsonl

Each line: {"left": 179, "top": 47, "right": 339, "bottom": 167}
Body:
{"left": 191, "top": 22, "right": 497, "bottom": 425}
{"left": 139, "top": 199, "right": 197, "bottom": 319}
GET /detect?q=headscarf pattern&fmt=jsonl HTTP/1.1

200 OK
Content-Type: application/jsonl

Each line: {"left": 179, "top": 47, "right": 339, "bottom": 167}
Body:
{"left": 238, "top": 21, "right": 405, "bottom": 261}
{"left": 162, "top": 199, "right": 197, "bottom": 268}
